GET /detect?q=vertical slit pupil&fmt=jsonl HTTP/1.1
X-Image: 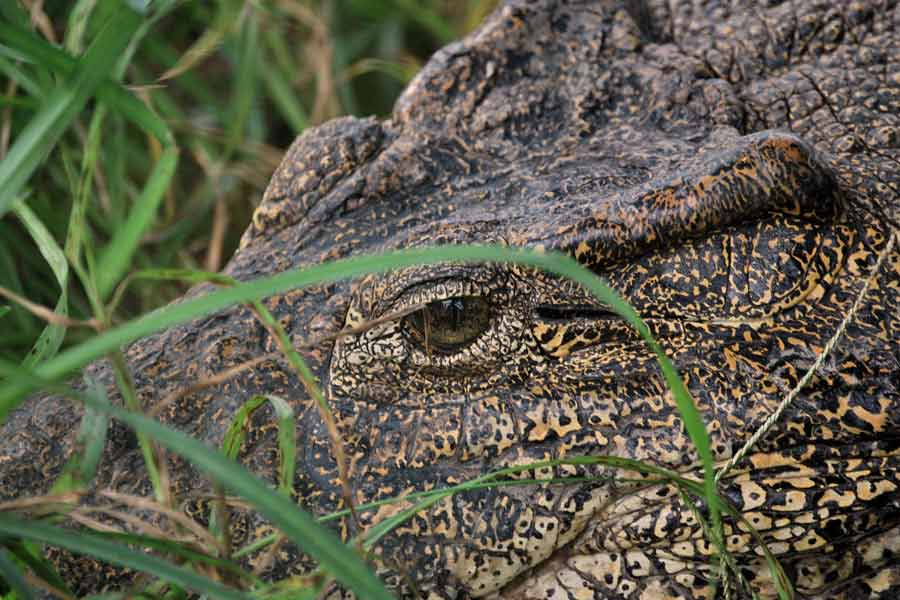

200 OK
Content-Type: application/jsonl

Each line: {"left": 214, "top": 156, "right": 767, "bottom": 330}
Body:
{"left": 404, "top": 295, "right": 490, "bottom": 352}
{"left": 435, "top": 298, "right": 466, "bottom": 329}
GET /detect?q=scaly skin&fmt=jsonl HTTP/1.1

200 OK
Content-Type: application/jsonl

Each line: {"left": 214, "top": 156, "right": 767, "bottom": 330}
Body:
{"left": 2, "top": 1, "right": 900, "bottom": 598}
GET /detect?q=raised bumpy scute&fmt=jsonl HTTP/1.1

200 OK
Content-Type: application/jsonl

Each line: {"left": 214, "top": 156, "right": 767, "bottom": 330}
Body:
{"left": 2, "top": 1, "right": 900, "bottom": 599}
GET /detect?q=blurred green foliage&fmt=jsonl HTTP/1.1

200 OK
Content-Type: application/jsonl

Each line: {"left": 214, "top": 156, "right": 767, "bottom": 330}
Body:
{"left": 0, "top": 0, "right": 496, "bottom": 361}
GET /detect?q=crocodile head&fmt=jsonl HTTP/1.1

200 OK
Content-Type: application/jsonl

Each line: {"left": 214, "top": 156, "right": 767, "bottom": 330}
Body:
{"left": 3, "top": 1, "right": 900, "bottom": 598}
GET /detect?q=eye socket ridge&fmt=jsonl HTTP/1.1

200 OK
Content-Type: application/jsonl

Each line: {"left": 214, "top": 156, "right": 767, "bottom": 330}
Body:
{"left": 403, "top": 295, "right": 492, "bottom": 355}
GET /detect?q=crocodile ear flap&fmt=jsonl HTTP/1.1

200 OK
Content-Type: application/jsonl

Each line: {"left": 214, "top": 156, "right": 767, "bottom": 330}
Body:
{"left": 239, "top": 116, "right": 384, "bottom": 249}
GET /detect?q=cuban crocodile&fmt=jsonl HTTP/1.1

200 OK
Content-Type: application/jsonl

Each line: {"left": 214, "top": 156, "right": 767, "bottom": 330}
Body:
{"left": 2, "top": 0, "right": 900, "bottom": 598}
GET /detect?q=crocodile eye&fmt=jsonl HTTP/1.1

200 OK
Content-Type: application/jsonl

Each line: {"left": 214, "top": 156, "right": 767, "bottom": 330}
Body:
{"left": 404, "top": 296, "right": 491, "bottom": 353}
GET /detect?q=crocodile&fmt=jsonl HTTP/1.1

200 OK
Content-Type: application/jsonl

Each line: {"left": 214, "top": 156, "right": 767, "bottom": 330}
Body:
{"left": 2, "top": 0, "right": 900, "bottom": 598}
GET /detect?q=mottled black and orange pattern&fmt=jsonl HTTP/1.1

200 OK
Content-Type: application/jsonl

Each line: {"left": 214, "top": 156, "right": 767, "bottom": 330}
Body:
{"left": 3, "top": 1, "right": 900, "bottom": 598}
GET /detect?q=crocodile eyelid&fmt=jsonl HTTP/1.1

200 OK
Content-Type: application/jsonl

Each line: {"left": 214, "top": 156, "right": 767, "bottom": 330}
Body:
{"left": 552, "top": 132, "right": 843, "bottom": 270}
{"left": 390, "top": 278, "right": 487, "bottom": 312}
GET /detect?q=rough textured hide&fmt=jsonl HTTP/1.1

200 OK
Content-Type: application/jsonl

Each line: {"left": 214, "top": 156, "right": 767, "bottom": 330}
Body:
{"left": 2, "top": 1, "right": 900, "bottom": 598}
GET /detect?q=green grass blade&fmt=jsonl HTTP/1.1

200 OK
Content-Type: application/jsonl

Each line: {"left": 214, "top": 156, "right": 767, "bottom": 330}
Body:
{"left": 356, "top": 454, "right": 710, "bottom": 550}
{"left": 49, "top": 379, "right": 108, "bottom": 494}
{"left": 581, "top": 271, "right": 721, "bottom": 546}
{"left": 158, "top": 0, "right": 241, "bottom": 82}
{"left": 0, "top": 516, "right": 246, "bottom": 600}
{"left": 3, "top": 541, "right": 72, "bottom": 597}
{"left": 64, "top": 0, "right": 100, "bottom": 54}
{"left": 0, "top": 245, "right": 719, "bottom": 585}
{"left": 12, "top": 200, "right": 69, "bottom": 367}
{"left": 74, "top": 391, "right": 394, "bottom": 600}
{"left": 0, "top": 247, "right": 704, "bottom": 443}
{"left": 95, "top": 145, "right": 179, "bottom": 299}
{"left": 61, "top": 103, "right": 107, "bottom": 317}
{"left": 84, "top": 530, "right": 258, "bottom": 586}
{"left": 0, "top": 22, "right": 173, "bottom": 146}
{"left": 0, "top": 54, "right": 45, "bottom": 100}
{"left": 265, "top": 395, "right": 297, "bottom": 497}
{"left": 108, "top": 352, "right": 165, "bottom": 503}
{"left": 222, "top": 396, "right": 267, "bottom": 460}
{"left": 215, "top": 392, "right": 296, "bottom": 510}
{"left": 0, "top": 547, "right": 34, "bottom": 600}
{"left": 0, "top": 6, "right": 143, "bottom": 218}
{"left": 225, "top": 5, "right": 259, "bottom": 153}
